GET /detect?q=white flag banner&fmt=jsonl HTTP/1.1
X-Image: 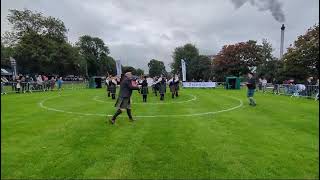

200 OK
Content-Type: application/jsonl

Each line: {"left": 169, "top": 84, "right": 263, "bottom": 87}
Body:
{"left": 116, "top": 60, "right": 122, "bottom": 77}
{"left": 181, "top": 59, "right": 186, "bottom": 81}
{"left": 182, "top": 82, "right": 216, "bottom": 88}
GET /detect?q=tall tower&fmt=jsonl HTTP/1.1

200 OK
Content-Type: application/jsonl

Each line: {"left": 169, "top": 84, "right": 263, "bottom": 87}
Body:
{"left": 280, "top": 24, "right": 285, "bottom": 59}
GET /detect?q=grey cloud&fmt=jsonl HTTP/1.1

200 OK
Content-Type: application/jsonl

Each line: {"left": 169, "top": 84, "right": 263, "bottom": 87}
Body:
{"left": 231, "top": 0, "right": 286, "bottom": 22}
{"left": 1, "top": 0, "right": 319, "bottom": 72}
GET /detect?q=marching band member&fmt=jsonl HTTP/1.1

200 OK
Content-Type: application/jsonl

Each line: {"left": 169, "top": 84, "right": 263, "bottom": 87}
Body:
{"left": 109, "top": 76, "right": 117, "bottom": 99}
{"left": 139, "top": 76, "right": 149, "bottom": 102}
{"left": 109, "top": 72, "right": 141, "bottom": 124}
{"left": 158, "top": 76, "right": 166, "bottom": 101}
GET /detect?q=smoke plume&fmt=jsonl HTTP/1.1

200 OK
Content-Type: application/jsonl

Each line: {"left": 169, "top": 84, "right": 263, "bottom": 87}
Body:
{"left": 230, "top": 0, "right": 285, "bottom": 22}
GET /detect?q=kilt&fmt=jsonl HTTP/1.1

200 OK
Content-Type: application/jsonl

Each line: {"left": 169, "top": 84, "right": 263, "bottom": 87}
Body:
{"left": 159, "top": 84, "right": 166, "bottom": 94}
{"left": 169, "top": 84, "right": 176, "bottom": 92}
{"left": 141, "top": 86, "right": 148, "bottom": 95}
{"left": 109, "top": 85, "right": 116, "bottom": 94}
{"left": 115, "top": 97, "right": 131, "bottom": 109}
{"left": 247, "top": 89, "right": 255, "bottom": 97}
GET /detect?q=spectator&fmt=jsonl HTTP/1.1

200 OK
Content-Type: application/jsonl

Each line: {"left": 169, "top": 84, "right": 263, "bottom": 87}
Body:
{"left": 272, "top": 78, "right": 279, "bottom": 95}
{"left": 57, "top": 77, "right": 63, "bottom": 91}
{"left": 1, "top": 76, "right": 8, "bottom": 95}
{"left": 258, "top": 77, "right": 263, "bottom": 91}
{"left": 316, "top": 78, "right": 319, "bottom": 100}
{"left": 50, "top": 77, "right": 56, "bottom": 90}
{"left": 25, "top": 75, "right": 32, "bottom": 92}
{"left": 262, "top": 77, "right": 267, "bottom": 93}
{"left": 305, "top": 77, "right": 313, "bottom": 97}
{"left": 37, "top": 75, "right": 43, "bottom": 90}
{"left": 20, "top": 75, "right": 26, "bottom": 93}
{"left": 15, "top": 75, "right": 21, "bottom": 93}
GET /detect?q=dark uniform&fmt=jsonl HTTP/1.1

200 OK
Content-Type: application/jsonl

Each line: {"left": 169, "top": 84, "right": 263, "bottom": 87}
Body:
{"left": 159, "top": 78, "right": 166, "bottom": 101}
{"left": 106, "top": 78, "right": 111, "bottom": 97}
{"left": 139, "top": 79, "right": 148, "bottom": 102}
{"left": 152, "top": 77, "right": 159, "bottom": 96}
{"left": 247, "top": 77, "right": 256, "bottom": 106}
{"left": 175, "top": 79, "right": 179, "bottom": 97}
{"left": 109, "top": 79, "right": 117, "bottom": 99}
{"left": 169, "top": 78, "right": 179, "bottom": 98}
{"left": 110, "top": 76, "right": 140, "bottom": 124}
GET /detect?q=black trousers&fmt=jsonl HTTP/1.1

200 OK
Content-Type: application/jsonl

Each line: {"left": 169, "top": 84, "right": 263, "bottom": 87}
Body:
{"left": 143, "top": 95, "right": 147, "bottom": 102}
{"left": 160, "top": 94, "right": 164, "bottom": 100}
{"left": 112, "top": 109, "right": 133, "bottom": 120}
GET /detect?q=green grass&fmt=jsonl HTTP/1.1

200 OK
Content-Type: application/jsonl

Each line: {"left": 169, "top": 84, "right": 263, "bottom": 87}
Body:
{"left": 1, "top": 88, "right": 319, "bottom": 179}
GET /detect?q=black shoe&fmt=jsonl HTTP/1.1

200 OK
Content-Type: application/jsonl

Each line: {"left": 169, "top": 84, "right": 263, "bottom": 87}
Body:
{"left": 109, "top": 118, "right": 115, "bottom": 124}
{"left": 129, "top": 118, "right": 135, "bottom": 122}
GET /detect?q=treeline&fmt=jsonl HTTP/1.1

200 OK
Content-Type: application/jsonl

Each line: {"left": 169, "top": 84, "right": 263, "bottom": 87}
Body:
{"left": 1, "top": 9, "right": 145, "bottom": 77}
{"left": 170, "top": 24, "right": 319, "bottom": 83}
{"left": 1, "top": 9, "right": 319, "bottom": 83}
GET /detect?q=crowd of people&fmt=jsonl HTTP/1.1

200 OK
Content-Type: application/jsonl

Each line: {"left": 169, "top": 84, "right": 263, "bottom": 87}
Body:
{"left": 247, "top": 74, "right": 319, "bottom": 107}
{"left": 106, "top": 72, "right": 181, "bottom": 124}
{"left": 1, "top": 74, "right": 64, "bottom": 94}
{"left": 105, "top": 74, "right": 181, "bottom": 103}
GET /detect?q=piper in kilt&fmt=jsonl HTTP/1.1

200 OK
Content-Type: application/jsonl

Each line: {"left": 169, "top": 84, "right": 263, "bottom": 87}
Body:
{"left": 158, "top": 76, "right": 167, "bottom": 101}
{"left": 109, "top": 76, "right": 118, "bottom": 99}
{"left": 109, "top": 72, "right": 141, "bottom": 124}
{"left": 169, "top": 75, "right": 179, "bottom": 99}
{"left": 139, "top": 76, "right": 149, "bottom": 102}
{"left": 152, "top": 77, "right": 159, "bottom": 96}
{"left": 106, "top": 75, "right": 111, "bottom": 97}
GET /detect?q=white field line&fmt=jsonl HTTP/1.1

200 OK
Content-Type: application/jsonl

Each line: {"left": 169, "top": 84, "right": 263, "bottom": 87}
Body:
{"left": 92, "top": 94, "right": 197, "bottom": 105}
{"left": 38, "top": 94, "right": 243, "bottom": 118}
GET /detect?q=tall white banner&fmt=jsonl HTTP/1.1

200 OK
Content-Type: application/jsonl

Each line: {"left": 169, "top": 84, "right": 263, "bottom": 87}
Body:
{"left": 116, "top": 60, "right": 122, "bottom": 78}
{"left": 181, "top": 59, "right": 186, "bottom": 81}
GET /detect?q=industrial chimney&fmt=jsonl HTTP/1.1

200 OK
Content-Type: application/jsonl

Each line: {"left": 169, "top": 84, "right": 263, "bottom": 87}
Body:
{"left": 280, "top": 24, "right": 285, "bottom": 59}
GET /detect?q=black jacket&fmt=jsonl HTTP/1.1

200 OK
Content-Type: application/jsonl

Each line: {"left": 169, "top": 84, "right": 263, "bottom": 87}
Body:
{"left": 118, "top": 78, "right": 139, "bottom": 98}
{"left": 247, "top": 78, "right": 256, "bottom": 89}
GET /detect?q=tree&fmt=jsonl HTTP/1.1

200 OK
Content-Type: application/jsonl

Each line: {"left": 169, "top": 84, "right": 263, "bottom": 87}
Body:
{"left": 2, "top": 9, "right": 80, "bottom": 76}
{"left": 135, "top": 68, "right": 144, "bottom": 76}
{"left": 213, "top": 40, "right": 264, "bottom": 81}
{"left": 1, "top": 42, "right": 15, "bottom": 69}
{"left": 281, "top": 24, "right": 319, "bottom": 82}
{"left": 76, "top": 35, "right": 111, "bottom": 76}
{"left": 5, "top": 9, "right": 67, "bottom": 43}
{"left": 148, "top": 59, "right": 166, "bottom": 77}
{"left": 171, "top": 44, "right": 199, "bottom": 79}
{"left": 189, "top": 55, "right": 212, "bottom": 81}
{"left": 255, "top": 39, "right": 278, "bottom": 81}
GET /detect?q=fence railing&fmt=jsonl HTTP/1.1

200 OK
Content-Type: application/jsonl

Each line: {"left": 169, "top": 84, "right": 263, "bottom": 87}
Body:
{"left": 256, "top": 83, "right": 319, "bottom": 99}
{"left": 1, "top": 81, "right": 319, "bottom": 100}
{"left": 1, "top": 80, "right": 88, "bottom": 94}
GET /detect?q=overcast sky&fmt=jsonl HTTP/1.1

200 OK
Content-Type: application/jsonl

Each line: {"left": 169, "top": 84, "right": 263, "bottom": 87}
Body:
{"left": 1, "top": 0, "right": 319, "bottom": 71}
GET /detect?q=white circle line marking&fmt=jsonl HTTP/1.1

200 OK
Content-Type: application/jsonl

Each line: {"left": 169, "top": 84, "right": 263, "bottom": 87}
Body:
{"left": 92, "top": 94, "right": 197, "bottom": 105}
{"left": 38, "top": 95, "right": 243, "bottom": 118}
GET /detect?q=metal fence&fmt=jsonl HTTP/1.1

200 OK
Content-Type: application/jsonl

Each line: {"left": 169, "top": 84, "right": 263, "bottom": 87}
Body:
{"left": 1, "top": 81, "right": 319, "bottom": 100}
{"left": 1, "top": 80, "right": 88, "bottom": 94}
{"left": 255, "top": 83, "right": 319, "bottom": 99}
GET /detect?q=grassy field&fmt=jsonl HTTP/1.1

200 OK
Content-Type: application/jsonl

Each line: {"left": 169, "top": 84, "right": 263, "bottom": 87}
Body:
{"left": 1, "top": 87, "right": 319, "bottom": 179}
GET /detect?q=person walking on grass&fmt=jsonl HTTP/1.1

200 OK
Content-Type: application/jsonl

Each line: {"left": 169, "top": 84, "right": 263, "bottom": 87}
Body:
{"left": 109, "top": 72, "right": 141, "bottom": 124}
{"left": 106, "top": 75, "right": 111, "bottom": 97}
{"left": 246, "top": 72, "right": 257, "bottom": 106}
{"left": 109, "top": 76, "right": 118, "bottom": 100}
{"left": 158, "top": 76, "right": 167, "bottom": 101}
{"left": 57, "top": 77, "right": 63, "bottom": 93}
{"left": 169, "top": 74, "right": 179, "bottom": 99}
{"left": 262, "top": 77, "right": 267, "bottom": 93}
{"left": 139, "top": 76, "right": 148, "bottom": 102}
